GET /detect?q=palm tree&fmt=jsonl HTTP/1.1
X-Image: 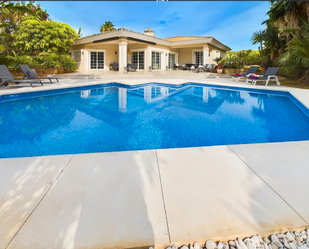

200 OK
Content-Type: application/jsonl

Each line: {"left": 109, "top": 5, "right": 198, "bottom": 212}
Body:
{"left": 251, "top": 30, "right": 265, "bottom": 51}
{"left": 267, "top": 1, "right": 309, "bottom": 41}
{"left": 99, "top": 21, "right": 116, "bottom": 33}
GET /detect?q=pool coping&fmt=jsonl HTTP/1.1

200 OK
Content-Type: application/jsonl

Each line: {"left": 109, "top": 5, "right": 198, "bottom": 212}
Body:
{"left": 1, "top": 77, "right": 309, "bottom": 249}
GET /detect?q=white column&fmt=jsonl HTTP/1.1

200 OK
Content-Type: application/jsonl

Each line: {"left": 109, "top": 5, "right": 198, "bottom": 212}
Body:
{"left": 203, "top": 87, "right": 209, "bottom": 103}
{"left": 118, "top": 39, "right": 128, "bottom": 73}
{"left": 118, "top": 88, "right": 127, "bottom": 112}
{"left": 203, "top": 45, "right": 209, "bottom": 65}
{"left": 144, "top": 86, "right": 152, "bottom": 102}
{"left": 161, "top": 87, "right": 168, "bottom": 96}
{"left": 81, "top": 90, "right": 90, "bottom": 98}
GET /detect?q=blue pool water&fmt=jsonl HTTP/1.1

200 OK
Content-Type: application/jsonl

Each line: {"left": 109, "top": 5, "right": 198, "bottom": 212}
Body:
{"left": 1, "top": 83, "right": 309, "bottom": 158}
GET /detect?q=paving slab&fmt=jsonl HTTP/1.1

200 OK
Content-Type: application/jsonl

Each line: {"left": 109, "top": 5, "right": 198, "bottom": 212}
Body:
{"left": 0, "top": 155, "right": 72, "bottom": 249}
{"left": 7, "top": 150, "right": 169, "bottom": 249}
{"left": 229, "top": 142, "right": 309, "bottom": 223}
{"left": 294, "top": 140, "right": 309, "bottom": 152}
{"left": 156, "top": 146, "right": 307, "bottom": 246}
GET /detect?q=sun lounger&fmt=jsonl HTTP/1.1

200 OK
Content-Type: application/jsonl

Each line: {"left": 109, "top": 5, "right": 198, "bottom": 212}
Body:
{"left": 246, "top": 67, "right": 280, "bottom": 86}
{"left": 205, "top": 64, "right": 215, "bottom": 72}
{"left": 0, "top": 65, "right": 43, "bottom": 87}
{"left": 232, "top": 66, "right": 259, "bottom": 82}
{"left": 19, "top": 64, "right": 59, "bottom": 83}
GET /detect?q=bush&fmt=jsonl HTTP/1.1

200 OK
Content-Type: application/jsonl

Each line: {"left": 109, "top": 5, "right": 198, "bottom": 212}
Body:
{"left": 5, "top": 52, "right": 77, "bottom": 72}
{"left": 38, "top": 52, "right": 76, "bottom": 71}
{"left": 6, "top": 55, "right": 41, "bottom": 69}
{"left": 245, "top": 51, "right": 261, "bottom": 65}
{"left": 59, "top": 55, "right": 77, "bottom": 72}
{"left": 278, "top": 67, "right": 297, "bottom": 79}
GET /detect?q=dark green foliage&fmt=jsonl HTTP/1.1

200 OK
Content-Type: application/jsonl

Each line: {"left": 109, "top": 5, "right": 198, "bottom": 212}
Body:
{"left": 6, "top": 53, "right": 77, "bottom": 72}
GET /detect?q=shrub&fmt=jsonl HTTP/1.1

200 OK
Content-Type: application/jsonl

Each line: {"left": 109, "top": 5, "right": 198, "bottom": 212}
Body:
{"left": 245, "top": 50, "right": 261, "bottom": 65}
{"left": 59, "top": 55, "right": 77, "bottom": 72}
{"left": 6, "top": 54, "right": 41, "bottom": 69}
{"left": 278, "top": 67, "right": 297, "bottom": 79}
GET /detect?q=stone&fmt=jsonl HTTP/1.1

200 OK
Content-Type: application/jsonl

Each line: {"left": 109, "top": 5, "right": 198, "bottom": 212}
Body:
{"left": 294, "top": 232, "right": 300, "bottom": 237}
{"left": 302, "top": 235, "right": 308, "bottom": 240}
{"left": 287, "top": 233, "right": 294, "bottom": 242}
{"left": 189, "top": 245, "right": 194, "bottom": 249}
{"left": 263, "top": 238, "right": 271, "bottom": 245}
{"left": 236, "top": 242, "right": 243, "bottom": 249}
{"left": 218, "top": 242, "right": 223, "bottom": 249}
{"left": 296, "top": 236, "right": 304, "bottom": 242}
{"left": 301, "top": 231, "right": 306, "bottom": 235}
{"left": 307, "top": 229, "right": 309, "bottom": 236}
{"left": 194, "top": 242, "right": 201, "bottom": 249}
{"left": 166, "top": 247, "right": 172, "bottom": 249}
{"left": 238, "top": 238, "right": 249, "bottom": 249}
{"left": 206, "top": 240, "right": 217, "bottom": 249}
{"left": 230, "top": 247, "right": 236, "bottom": 249}
{"left": 274, "top": 241, "right": 284, "bottom": 248}
{"left": 263, "top": 242, "right": 270, "bottom": 249}
{"left": 270, "top": 242, "right": 278, "bottom": 249}
{"left": 246, "top": 239, "right": 256, "bottom": 249}
{"left": 257, "top": 235, "right": 264, "bottom": 244}
{"left": 229, "top": 241, "right": 236, "bottom": 247}
{"left": 306, "top": 239, "right": 309, "bottom": 247}
{"left": 172, "top": 244, "right": 178, "bottom": 249}
{"left": 181, "top": 246, "right": 189, "bottom": 249}
{"left": 277, "top": 234, "right": 286, "bottom": 239}
{"left": 271, "top": 235, "right": 280, "bottom": 244}
{"left": 288, "top": 242, "right": 297, "bottom": 249}
{"left": 298, "top": 246, "right": 308, "bottom": 249}
{"left": 282, "top": 238, "right": 290, "bottom": 248}
{"left": 223, "top": 242, "right": 229, "bottom": 249}
{"left": 252, "top": 236, "right": 261, "bottom": 247}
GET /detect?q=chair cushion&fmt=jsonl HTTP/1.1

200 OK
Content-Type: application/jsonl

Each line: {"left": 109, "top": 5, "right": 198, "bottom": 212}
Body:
{"left": 249, "top": 75, "right": 259, "bottom": 79}
{"left": 27, "top": 69, "right": 37, "bottom": 78}
{"left": 235, "top": 73, "right": 242, "bottom": 76}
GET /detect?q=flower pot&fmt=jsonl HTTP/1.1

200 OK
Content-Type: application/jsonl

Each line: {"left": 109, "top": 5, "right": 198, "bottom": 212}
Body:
{"left": 217, "top": 69, "right": 223, "bottom": 74}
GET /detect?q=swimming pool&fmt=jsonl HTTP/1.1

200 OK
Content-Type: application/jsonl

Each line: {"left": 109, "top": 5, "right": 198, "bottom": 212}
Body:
{"left": 1, "top": 83, "right": 309, "bottom": 158}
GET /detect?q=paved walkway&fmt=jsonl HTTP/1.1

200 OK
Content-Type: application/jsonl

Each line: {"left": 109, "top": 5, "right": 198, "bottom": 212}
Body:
{"left": 0, "top": 76, "right": 309, "bottom": 249}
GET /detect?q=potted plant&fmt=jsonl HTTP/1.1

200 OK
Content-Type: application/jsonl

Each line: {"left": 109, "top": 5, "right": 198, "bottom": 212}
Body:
{"left": 217, "top": 64, "right": 224, "bottom": 74}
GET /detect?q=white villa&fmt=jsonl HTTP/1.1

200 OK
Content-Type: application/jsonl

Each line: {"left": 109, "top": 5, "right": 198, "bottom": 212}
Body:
{"left": 71, "top": 28, "right": 231, "bottom": 73}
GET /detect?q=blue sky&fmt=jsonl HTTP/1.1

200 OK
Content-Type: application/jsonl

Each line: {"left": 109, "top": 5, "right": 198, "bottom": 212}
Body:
{"left": 37, "top": 1, "right": 271, "bottom": 51}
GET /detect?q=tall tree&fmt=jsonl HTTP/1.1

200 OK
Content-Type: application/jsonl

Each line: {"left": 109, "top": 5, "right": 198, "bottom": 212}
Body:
{"left": 13, "top": 16, "right": 79, "bottom": 55}
{"left": 0, "top": 1, "right": 47, "bottom": 55}
{"left": 99, "top": 21, "right": 116, "bottom": 33}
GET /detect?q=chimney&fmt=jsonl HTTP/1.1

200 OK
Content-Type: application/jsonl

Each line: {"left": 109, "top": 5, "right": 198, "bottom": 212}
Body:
{"left": 144, "top": 28, "right": 156, "bottom": 37}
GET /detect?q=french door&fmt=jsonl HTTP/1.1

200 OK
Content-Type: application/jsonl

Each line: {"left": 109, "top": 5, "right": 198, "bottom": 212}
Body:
{"left": 168, "top": 54, "right": 176, "bottom": 69}
{"left": 152, "top": 52, "right": 161, "bottom": 70}
{"left": 132, "top": 51, "right": 144, "bottom": 70}
{"left": 90, "top": 51, "right": 104, "bottom": 69}
{"left": 195, "top": 51, "right": 203, "bottom": 66}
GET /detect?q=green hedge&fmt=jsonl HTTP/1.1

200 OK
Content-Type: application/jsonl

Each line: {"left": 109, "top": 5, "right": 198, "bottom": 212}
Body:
{"left": 6, "top": 52, "right": 77, "bottom": 72}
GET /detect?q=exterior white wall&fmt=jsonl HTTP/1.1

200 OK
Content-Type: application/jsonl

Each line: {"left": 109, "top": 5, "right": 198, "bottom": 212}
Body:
{"left": 71, "top": 40, "right": 228, "bottom": 71}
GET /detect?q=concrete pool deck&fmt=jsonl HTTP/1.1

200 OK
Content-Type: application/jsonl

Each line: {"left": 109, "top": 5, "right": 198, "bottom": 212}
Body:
{"left": 0, "top": 75, "right": 309, "bottom": 249}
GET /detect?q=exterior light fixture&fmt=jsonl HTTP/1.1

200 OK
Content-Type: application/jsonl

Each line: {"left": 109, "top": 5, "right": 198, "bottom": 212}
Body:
{"left": 115, "top": 51, "right": 117, "bottom": 55}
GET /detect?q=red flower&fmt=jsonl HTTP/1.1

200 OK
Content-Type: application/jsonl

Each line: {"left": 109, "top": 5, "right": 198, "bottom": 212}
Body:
{"left": 31, "top": 8, "right": 35, "bottom": 11}
{"left": 217, "top": 64, "right": 223, "bottom": 69}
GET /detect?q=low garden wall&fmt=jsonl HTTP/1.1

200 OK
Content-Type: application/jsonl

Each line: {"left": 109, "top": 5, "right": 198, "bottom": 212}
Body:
{"left": 223, "top": 68, "right": 265, "bottom": 75}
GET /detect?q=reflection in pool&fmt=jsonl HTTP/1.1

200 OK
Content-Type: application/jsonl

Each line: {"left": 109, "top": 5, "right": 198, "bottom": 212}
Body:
{"left": 1, "top": 83, "right": 309, "bottom": 158}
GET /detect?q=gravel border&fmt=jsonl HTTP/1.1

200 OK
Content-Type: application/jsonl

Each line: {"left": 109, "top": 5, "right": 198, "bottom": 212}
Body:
{"left": 150, "top": 229, "right": 309, "bottom": 249}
